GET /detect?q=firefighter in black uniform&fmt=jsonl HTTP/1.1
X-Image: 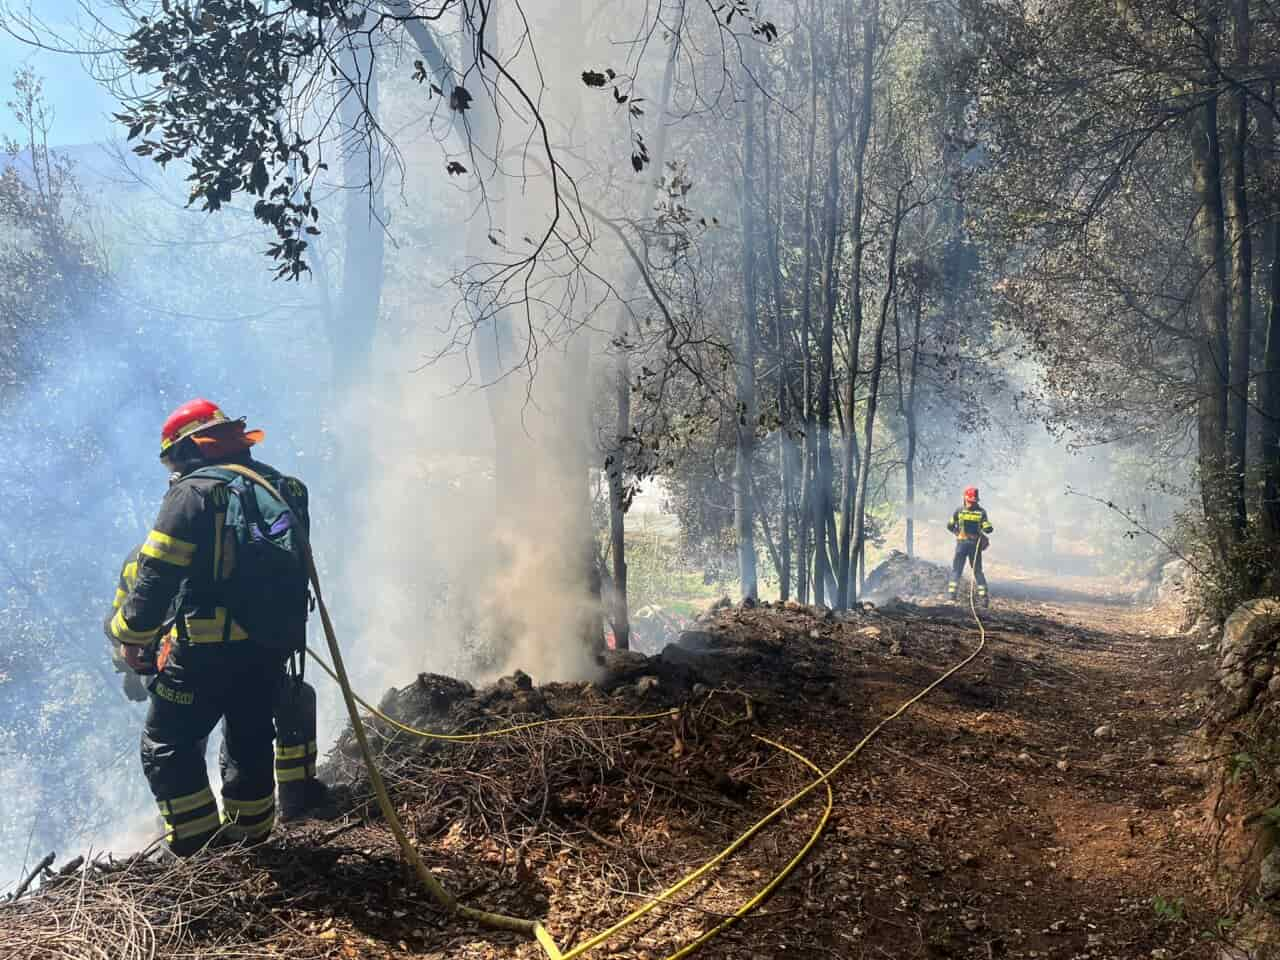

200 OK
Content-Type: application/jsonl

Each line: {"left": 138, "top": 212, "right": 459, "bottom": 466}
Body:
{"left": 108, "top": 541, "right": 329, "bottom": 825}
{"left": 946, "top": 485, "right": 994, "bottom": 607}
{"left": 109, "top": 398, "right": 322, "bottom": 855}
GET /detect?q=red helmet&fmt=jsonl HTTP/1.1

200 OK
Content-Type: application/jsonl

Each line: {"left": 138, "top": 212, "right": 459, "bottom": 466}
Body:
{"left": 160, "top": 398, "right": 230, "bottom": 457}
{"left": 963, "top": 485, "right": 979, "bottom": 502}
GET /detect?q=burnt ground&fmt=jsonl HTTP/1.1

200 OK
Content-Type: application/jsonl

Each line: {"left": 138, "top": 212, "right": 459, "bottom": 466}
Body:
{"left": 0, "top": 572, "right": 1230, "bottom": 960}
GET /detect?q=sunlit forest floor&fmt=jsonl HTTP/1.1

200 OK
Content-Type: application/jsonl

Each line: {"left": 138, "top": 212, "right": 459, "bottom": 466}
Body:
{"left": 1, "top": 569, "right": 1226, "bottom": 960}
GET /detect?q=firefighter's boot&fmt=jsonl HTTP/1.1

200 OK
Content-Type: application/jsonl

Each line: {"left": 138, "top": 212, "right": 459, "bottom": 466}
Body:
{"left": 977, "top": 585, "right": 989, "bottom": 609}
{"left": 275, "top": 676, "right": 320, "bottom": 822}
{"left": 281, "top": 777, "right": 340, "bottom": 823}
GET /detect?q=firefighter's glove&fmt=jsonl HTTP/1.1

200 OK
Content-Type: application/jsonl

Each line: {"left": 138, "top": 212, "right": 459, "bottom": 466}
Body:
{"left": 121, "top": 642, "right": 158, "bottom": 676}
{"left": 122, "top": 671, "right": 149, "bottom": 702}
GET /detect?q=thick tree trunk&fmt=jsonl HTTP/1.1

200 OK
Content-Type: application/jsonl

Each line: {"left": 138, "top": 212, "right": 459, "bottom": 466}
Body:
{"left": 1188, "top": 6, "right": 1233, "bottom": 562}
{"left": 1225, "top": 0, "right": 1252, "bottom": 538}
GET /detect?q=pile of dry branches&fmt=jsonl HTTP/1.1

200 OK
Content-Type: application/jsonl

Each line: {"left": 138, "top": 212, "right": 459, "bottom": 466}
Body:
{"left": 360, "top": 694, "right": 747, "bottom": 853}
{"left": 0, "top": 846, "right": 319, "bottom": 960}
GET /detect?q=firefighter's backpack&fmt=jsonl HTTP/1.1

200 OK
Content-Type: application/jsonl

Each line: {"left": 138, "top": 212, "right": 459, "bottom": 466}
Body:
{"left": 188, "top": 465, "right": 309, "bottom": 652}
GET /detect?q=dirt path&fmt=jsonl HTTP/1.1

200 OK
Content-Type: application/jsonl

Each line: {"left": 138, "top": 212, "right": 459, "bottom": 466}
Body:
{"left": 651, "top": 580, "right": 1220, "bottom": 960}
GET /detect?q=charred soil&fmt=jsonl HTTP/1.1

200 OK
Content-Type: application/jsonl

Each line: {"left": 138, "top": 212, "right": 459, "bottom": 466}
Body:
{"left": 0, "top": 575, "right": 1228, "bottom": 960}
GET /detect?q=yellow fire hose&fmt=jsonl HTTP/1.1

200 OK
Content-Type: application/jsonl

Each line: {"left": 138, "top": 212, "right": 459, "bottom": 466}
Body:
{"left": 304, "top": 583, "right": 987, "bottom": 960}
{"left": 227, "top": 463, "right": 987, "bottom": 959}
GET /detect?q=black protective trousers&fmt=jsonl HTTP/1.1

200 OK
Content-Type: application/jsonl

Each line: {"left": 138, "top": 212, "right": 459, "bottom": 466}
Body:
{"left": 141, "top": 643, "right": 285, "bottom": 855}
{"left": 950, "top": 540, "right": 987, "bottom": 591}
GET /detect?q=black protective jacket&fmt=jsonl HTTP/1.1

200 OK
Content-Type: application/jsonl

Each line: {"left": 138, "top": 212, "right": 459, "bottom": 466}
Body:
{"left": 109, "top": 456, "right": 309, "bottom": 647}
{"left": 946, "top": 504, "right": 994, "bottom": 542}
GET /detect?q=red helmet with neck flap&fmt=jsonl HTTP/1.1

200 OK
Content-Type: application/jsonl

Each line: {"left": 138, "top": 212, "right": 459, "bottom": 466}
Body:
{"left": 160, "top": 398, "right": 229, "bottom": 457}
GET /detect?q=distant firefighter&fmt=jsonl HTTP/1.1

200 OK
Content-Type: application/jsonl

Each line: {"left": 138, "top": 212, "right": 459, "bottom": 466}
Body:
{"left": 945, "top": 485, "right": 993, "bottom": 607}
{"left": 107, "top": 398, "right": 327, "bottom": 857}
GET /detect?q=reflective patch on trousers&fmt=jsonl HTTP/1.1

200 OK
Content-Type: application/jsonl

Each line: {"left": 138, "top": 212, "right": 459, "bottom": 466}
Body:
{"left": 222, "top": 793, "right": 275, "bottom": 842}
{"left": 153, "top": 681, "right": 195, "bottom": 705}
{"left": 166, "top": 811, "right": 221, "bottom": 844}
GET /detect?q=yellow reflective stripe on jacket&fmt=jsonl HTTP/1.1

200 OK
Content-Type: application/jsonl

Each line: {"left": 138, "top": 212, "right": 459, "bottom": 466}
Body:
{"left": 110, "top": 609, "right": 156, "bottom": 644}
{"left": 957, "top": 511, "right": 993, "bottom": 530}
{"left": 185, "top": 608, "right": 249, "bottom": 643}
{"left": 275, "top": 740, "right": 317, "bottom": 761}
{"left": 159, "top": 787, "right": 216, "bottom": 817}
{"left": 953, "top": 508, "right": 993, "bottom": 539}
{"left": 223, "top": 794, "right": 275, "bottom": 818}
{"left": 276, "top": 765, "right": 310, "bottom": 782}
{"left": 123, "top": 560, "right": 137, "bottom": 583}
{"left": 141, "top": 529, "right": 196, "bottom": 567}
{"left": 167, "top": 811, "right": 221, "bottom": 842}
{"left": 112, "top": 587, "right": 127, "bottom": 609}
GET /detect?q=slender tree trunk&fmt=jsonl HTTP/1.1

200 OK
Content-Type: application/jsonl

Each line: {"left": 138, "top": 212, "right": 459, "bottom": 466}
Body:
{"left": 1225, "top": 0, "right": 1252, "bottom": 538}
{"left": 1260, "top": 82, "right": 1280, "bottom": 572}
{"left": 751, "top": 474, "right": 784, "bottom": 583}
{"left": 607, "top": 341, "right": 632, "bottom": 648}
{"left": 1189, "top": 12, "right": 1233, "bottom": 563}
{"left": 826, "top": 509, "right": 841, "bottom": 583}
{"left": 836, "top": 0, "right": 877, "bottom": 609}
{"left": 736, "top": 53, "right": 760, "bottom": 601}
{"left": 1262, "top": 225, "right": 1280, "bottom": 560}
{"left": 564, "top": 335, "right": 598, "bottom": 659}
{"left": 813, "top": 86, "right": 845, "bottom": 607}
{"left": 835, "top": 414, "right": 860, "bottom": 605}
{"left": 797, "top": 0, "right": 821, "bottom": 605}
{"left": 904, "top": 287, "right": 922, "bottom": 558}
{"left": 851, "top": 185, "right": 903, "bottom": 601}
{"left": 764, "top": 103, "right": 793, "bottom": 601}
{"left": 797, "top": 450, "right": 813, "bottom": 602}
{"left": 604, "top": 6, "right": 684, "bottom": 647}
